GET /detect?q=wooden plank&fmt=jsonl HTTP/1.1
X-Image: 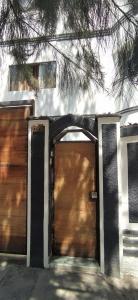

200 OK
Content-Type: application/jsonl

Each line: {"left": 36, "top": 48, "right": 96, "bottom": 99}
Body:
{"left": 0, "top": 195, "right": 26, "bottom": 205}
{"left": 0, "top": 170, "right": 26, "bottom": 183}
{"left": 0, "top": 152, "right": 27, "bottom": 165}
{"left": 55, "top": 214, "right": 96, "bottom": 231}
{"left": 0, "top": 176, "right": 26, "bottom": 184}
{"left": 0, "top": 119, "right": 27, "bottom": 128}
{"left": 54, "top": 229, "right": 96, "bottom": 239}
{"left": 54, "top": 201, "right": 96, "bottom": 210}
{"left": 0, "top": 237, "right": 26, "bottom": 254}
{"left": 0, "top": 184, "right": 26, "bottom": 198}
{"left": 0, "top": 107, "right": 31, "bottom": 120}
{"left": 0, "top": 220, "right": 26, "bottom": 236}
{"left": 54, "top": 206, "right": 96, "bottom": 224}
{"left": 0, "top": 206, "right": 26, "bottom": 218}
{"left": 0, "top": 137, "right": 27, "bottom": 150}
{"left": 0, "top": 132, "right": 28, "bottom": 137}
{"left": 0, "top": 167, "right": 26, "bottom": 186}
{"left": 54, "top": 237, "right": 96, "bottom": 257}
{"left": 54, "top": 234, "right": 96, "bottom": 243}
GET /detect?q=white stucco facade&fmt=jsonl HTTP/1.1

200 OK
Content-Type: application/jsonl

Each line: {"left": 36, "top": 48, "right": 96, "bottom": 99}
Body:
{"left": 0, "top": 37, "right": 138, "bottom": 125}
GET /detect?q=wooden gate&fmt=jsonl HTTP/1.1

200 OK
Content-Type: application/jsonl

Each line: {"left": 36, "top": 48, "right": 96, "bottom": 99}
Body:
{"left": 53, "top": 142, "right": 97, "bottom": 258}
{"left": 0, "top": 106, "right": 31, "bottom": 254}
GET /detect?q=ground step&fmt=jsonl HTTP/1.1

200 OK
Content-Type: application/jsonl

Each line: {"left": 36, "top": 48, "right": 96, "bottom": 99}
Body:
{"left": 123, "top": 247, "right": 138, "bottom": 257}
{"left": 123, "top": 236, "right": 138, "bottom": 247}
{"left": 123, "top": 229, "right": 138, "bottom": 237}
{"left": 50, "top": 256, "right": 100, "bottom": 274}
{"left": 123, "top": 230, "right": 138, "bottom": 257}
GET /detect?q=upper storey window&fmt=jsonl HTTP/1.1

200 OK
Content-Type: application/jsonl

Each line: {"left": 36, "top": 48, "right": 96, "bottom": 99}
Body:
{"left": 9, "top": 61, "right": 57, "bottom": 91}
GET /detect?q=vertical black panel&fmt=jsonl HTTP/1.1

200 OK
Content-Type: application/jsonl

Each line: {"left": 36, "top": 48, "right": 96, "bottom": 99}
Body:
{"left": 30, "top": 126, "right": 45, "bottom": 267}
{"left": 102, "top": 124, "right": 120, "bottom": 276}
{"left": 127, "top": 143, "right": 138, "bottom": 223}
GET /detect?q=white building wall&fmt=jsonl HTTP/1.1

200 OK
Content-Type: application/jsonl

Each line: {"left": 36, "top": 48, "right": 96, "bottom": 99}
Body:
{"left": 0, "top": 38, "right": 138, "bottom": 125}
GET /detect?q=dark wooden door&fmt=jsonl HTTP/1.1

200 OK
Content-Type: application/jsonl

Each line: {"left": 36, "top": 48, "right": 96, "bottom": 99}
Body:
{"left": 0, "top": 106, "right": 31, "bottom": 254}
{"left": 53, "top": 142, "right": 97, "bottom": 258}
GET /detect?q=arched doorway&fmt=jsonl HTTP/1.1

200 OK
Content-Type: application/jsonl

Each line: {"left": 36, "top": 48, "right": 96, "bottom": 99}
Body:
{"left": 51, "top": 122, "right": 98, "bottom": 260}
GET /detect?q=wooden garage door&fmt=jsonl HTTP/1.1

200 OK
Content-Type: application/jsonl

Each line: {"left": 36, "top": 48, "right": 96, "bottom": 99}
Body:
{"left": 53, "top": 142, "right": 97, "bottom": 258}
{"left": 0, "top": 106, "right": 31, "bottom": 254}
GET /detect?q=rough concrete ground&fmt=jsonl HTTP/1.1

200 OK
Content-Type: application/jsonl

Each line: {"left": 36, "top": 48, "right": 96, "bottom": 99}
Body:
{"left": 0, "top": 263, "right": 138, "bottom": 300}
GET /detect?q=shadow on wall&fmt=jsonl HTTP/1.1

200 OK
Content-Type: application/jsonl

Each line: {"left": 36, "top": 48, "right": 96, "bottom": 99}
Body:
{"left": 1, "top": 42, "right": 138, "bottom": 117}
{"left": 0, "top": 45, "right": 97, "bottom": 117}
{"left": 36, "top": 84, "right": 96, "bottom": 116}
{"left": 1, "top": 84, "right": 96, "bottom": 117}
{"left": 0, "top": 45, "right": 96, "bottom": 116}
{"left": 114, "top": 81, "right": 138, "bottom": 113}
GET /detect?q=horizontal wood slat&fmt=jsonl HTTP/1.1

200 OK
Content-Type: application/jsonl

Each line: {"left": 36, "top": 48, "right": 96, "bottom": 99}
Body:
{"left": 0, "top": 205, "right": 26, "bottom": 218}
{"left": 0, "top": 106, "right": 31, "bottom": 254}
{"left": 0, "top": 107, "right": 31, "bottom": 120}
{"left": 0, "top": 175, "right": 26, "bottom": 185}
{"left": 54, "top": 229, "right": 96, "bottom": 240}
{"left": 53, "top": 142, "right": 97, "bottom": 258}
{"left": 0, "top": 119, "right": 27, "bottom": 129}
{"left": 0, "top": 237, "right": 26, "bottom": 254}
{"left": 0, "top": 188, "right": 26, "bottom": 201}
{"left": 0, "top": 153, "right": 27, "bottom": 165}
{"left": 54, "top": 222, "right": 96, "bottom": 232}
{"left": 0, "top": 218, "right": 26, "bottom": 236}
{"left": 54, "top": 237, "right": 96, "bottom": 257}
{"left": 54, "top": 231, "right": 96, "bottom": 240}
{"left": 0, "top": 137, "right": 27, "bottom": 149}
{"left": 54, "top": 201, "right": 96, "bottom": 211}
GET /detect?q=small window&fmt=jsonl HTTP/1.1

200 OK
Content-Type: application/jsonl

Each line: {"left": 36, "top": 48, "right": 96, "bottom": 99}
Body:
{"left": 9, "top": 62, "right": 56, "bottom": 91}
{"left": 39, "top": 62, "right": 57, "bottom": 89}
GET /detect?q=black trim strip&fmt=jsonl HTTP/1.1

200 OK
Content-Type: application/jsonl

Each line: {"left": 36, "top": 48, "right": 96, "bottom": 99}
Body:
{"left": 102, "top": 124, "right": 120, "bottom": 277}
{"left": 30, "top": 126, "right": 45, "bottom": 267}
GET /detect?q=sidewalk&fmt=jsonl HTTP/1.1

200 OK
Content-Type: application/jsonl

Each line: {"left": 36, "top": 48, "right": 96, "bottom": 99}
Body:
{"left": 0, "top": 263, "right": 138, "bottom": 300}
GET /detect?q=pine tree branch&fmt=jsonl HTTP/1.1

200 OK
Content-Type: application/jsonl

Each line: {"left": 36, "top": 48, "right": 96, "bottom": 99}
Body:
{"left": 5, "top": 2, "right": 104, "bottom": 90}
{"left": 22, "top": 18, "right": 106, "bottom": 90}
{"left": 107, "top": 2, "right": 136, "bottom": 41}
{"left": 8, "top": 0, "right": 18, "bottom": 17}
{"left": 111, "top": 0, "right": 138, "bottom": 27}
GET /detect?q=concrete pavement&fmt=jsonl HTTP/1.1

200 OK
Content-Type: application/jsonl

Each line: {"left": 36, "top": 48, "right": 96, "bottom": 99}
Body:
{"left": 0, "top": 263, "right": 138, "bottom": 300}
